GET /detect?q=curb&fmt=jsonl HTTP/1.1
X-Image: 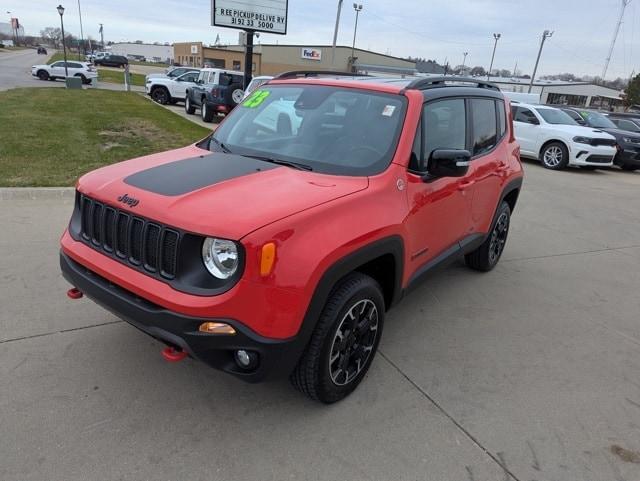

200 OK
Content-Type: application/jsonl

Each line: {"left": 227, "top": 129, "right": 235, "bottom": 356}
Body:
{"left": 0, "top": 187, "right": 75, "bottom": 200}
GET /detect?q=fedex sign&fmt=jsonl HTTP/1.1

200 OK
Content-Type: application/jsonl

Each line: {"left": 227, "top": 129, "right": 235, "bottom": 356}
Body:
{"left": 301, "top": 48, "right": 322, "bottom": 61}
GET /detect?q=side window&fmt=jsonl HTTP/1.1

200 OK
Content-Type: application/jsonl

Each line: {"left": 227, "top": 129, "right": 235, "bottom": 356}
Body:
{"left": 513, "top": 107, "right": 537, "bottom": 124}
{"left": 198, "top": 71, "right": 207, "bottom": 83}
{"left": 470, "top": 98, "right": 497, "bottom": 156}
{"left": 183, "top": 72, "right": 198, "bottom": 82}
{"left": 423, "top": 99, "right": 466, "bottom": 160}
{"left": 496, "top": 100, "right": 506, "bottom": 138}
{"left": 564, "top": 110, "right": 582, "bottom": 122}
{"left": 219, "top": 73, "right": 232, "bottom": 86}
{"left": 68, "top": 62, "right": 82, "bottom": 69}
{"left": 51, "top": 62, "right": 63, "bottom": 68}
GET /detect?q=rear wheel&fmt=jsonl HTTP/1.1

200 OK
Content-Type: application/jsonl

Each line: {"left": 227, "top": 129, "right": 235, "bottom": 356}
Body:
{"left": 37, "top": 70, "right": 49, "bottom": 81}
{"left": 290, "top": 272, "right": 384, "bottom": 403}
{"left": 465, "top": 201, "right": 511, "bottom": 272}
{"left": 540, "top": 142, "right": 569, "bottom": 170}
{"left": 201, "top": 102, "right": 215, "bottom": 122}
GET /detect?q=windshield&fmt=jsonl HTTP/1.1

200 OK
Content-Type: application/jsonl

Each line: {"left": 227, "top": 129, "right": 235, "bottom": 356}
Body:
{"left": 535, "top": 108, "right": 577, "bottom": 125}
{"left": 580, "top": 111, "right": 617, "bottom": 129}
{"left": 210, "top": 85, "right": 407, "bottom": 176}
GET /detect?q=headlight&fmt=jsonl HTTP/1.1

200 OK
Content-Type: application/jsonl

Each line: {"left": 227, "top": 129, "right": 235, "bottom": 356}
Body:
{"left": 622, "top": 136, "right": 640, "bottom": 144}
{"left": 573, "top": 136, "right": 592, "bottom": 144}
{"left": 202, "top": 237, "right": 239, "bottom": 279}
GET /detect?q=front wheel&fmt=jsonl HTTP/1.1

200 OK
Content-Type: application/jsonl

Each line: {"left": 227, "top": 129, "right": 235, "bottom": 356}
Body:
{"left": 540, "top": 142, "right": 569, "bottom": 170}
{"left": 37, "top": 70, "right": 49, "bottom": 81}
{"left": 151, "top": 87, "right": 170, "bottom": 105}
{"left": 465, "top": 201, "right": 511, "bottom": 272}
{"left": 201, "top": 102, "right": 215, "bottom": 122}
{"left": 184, "top": 95, "right": 195, "bottom": 114}
{"left": 290, "top": 272, "right": 384, "bottom": 403}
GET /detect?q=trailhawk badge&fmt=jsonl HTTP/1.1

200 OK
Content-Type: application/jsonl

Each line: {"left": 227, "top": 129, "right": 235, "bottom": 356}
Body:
{"left": 117, "top": 193, "right": 139, "bottom": 207}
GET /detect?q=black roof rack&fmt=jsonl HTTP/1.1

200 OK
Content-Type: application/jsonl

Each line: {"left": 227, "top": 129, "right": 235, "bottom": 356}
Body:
{"left": 404, "top": 76, "right": 500, "bottom": 92}
{"left": 274, "top": 70, "right": 370, "bottom": 80}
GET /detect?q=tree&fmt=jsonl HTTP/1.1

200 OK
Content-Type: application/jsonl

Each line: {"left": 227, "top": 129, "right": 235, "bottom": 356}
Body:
{"left": 469, "top": 66, "right": 486, "bottom": 77}
{"left": 623, "top": 74, "right": 640, "bottom": 110}
{"left": 40, "top": 27, "right": 62, "bottom": 48}
{"left": 498, "top": 69, "right": 512, "bottom": 78}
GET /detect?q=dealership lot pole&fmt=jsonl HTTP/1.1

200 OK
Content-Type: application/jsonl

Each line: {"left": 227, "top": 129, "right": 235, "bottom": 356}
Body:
{"left": 244, "top": 30, "right": 254, "bottom": 89}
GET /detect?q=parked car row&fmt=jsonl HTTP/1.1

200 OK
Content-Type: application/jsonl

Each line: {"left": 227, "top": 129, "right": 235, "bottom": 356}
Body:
{"left": 510, "top": 102, "right": 640, "bottom": 171}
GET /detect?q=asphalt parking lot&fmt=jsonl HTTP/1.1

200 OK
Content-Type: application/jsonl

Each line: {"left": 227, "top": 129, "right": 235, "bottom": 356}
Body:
{"left": 1, "top": 163, "right": 640, "bottom": 481}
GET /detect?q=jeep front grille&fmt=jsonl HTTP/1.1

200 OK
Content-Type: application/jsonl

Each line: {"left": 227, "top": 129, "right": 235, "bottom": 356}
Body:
{"left": 78, "top": 194, "right": 180, "bottom": 278}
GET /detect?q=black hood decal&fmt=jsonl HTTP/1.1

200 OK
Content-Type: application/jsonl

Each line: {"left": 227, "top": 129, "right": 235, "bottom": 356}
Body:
{"left": 123, "top": 153, "right": 278, "bottom": 196}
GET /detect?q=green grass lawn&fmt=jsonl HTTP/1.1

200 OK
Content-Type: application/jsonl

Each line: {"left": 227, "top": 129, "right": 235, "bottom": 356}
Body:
{"left": 0, "top": 88, "right": 210, "bottom": 187}
{"left": 98, "top": 69, "right": 146, "bottom": 86}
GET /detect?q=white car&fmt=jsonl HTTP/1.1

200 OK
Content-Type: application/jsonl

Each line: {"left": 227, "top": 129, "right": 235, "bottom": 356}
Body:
{"left": 242, "top": 76, "right": 274, "bottom": 100}
{"left": 145, "top": 70, "right": 200, "bottom": 104}
{"left": 511, "top": 103, "right": 617, "bottom": 170}
{"left": 31, "top": 60, "right": 97, "bottom": 84}
{"left": 145, "top": 67, "right": 200, "bottom": 82}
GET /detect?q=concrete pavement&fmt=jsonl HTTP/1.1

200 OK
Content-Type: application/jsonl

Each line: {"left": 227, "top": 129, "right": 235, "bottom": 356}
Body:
{"left": 1, "top": 163, "right": 640, "bottom": 481}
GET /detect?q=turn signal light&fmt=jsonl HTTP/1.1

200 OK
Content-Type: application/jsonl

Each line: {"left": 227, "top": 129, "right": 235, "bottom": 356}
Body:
{"left": 198, "top": 322, "right": 236, "bottom": 335}
{"left": 260, "top": 242, "right": 277, "bottom": 277}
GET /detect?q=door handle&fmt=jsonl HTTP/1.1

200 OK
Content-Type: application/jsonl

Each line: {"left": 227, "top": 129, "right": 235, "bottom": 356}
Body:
{"left": 457, "top": 180, "right": 476, "bottom": 191}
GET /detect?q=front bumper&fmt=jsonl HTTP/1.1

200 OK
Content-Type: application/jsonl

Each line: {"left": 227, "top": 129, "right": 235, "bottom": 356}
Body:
{"left": 615, "top": 146, "right": 640, "bottom": 167}
{"left": 569, "top": 144, "right": 615, "bottom": 166}
{"left": 60, "top": 251, "right": 301, "bottom": 382}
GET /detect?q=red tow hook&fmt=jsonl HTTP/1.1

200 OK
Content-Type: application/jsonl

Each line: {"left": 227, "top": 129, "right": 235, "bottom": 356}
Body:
{"left": 67, "top": 288, "right": 83, "bottom": 300}
{"left": 161, "top": 346, "right": 188, "bottom": 362}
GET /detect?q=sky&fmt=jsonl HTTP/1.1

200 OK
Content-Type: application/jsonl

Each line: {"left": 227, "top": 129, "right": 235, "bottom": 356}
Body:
{"left": 3, "top": 0, "right": 639, "bottom": 79}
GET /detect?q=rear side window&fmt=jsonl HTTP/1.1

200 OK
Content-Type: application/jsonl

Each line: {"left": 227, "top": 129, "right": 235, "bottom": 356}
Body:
{"left": 470, "top": 98, "right": 497, "bottom": 156}
{"left": 497, "top": 100, "right": 506, "bottom": 138}
{"left": 423, "top": 99, "right": 466, "bottom": 159}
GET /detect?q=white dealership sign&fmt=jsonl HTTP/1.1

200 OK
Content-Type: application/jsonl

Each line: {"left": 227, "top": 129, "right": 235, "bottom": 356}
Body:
{"left": 212, "top": 0, "right": 288, "bottom": 35}
{"left": 301, "top": 48, "right": 322, "bottom": 61}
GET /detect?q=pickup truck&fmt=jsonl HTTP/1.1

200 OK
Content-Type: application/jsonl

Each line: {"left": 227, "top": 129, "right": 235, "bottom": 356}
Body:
{"left": 184, "top": 68, "right": 245, "bottom": 123}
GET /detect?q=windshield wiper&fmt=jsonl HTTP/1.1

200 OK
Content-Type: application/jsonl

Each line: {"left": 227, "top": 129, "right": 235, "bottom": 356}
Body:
{"left": 210, "top": 137, "right": 232, "bottom": 154}
{"left": 243, "top": 154, "right": 313, "bottom": 171}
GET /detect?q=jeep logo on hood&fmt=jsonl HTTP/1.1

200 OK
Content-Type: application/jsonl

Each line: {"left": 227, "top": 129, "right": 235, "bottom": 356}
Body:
{"left": 117, "top": 193, "right": 139, "bottom": 207}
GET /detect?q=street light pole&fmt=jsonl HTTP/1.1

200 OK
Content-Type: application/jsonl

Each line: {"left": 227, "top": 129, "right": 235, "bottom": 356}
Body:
{"left": 528, "top": 30, "right": 553, "bottom": 93}
{"left": 99, "top": 24, "right": 104, "bottom": 50}
{"left": 461, "top": 51, "right": 468, "bottom": 74}
{"left": 488, "top": 33, "right": 501, "bottom": 80}
{"left": 331, "top": 0, "right": 343, "bottom": 67}
{"left": 57, "top": 5, "right": 69, "bottom": 79}
{"left": 77, "top": 0, "right": 85, "bottom": 59}
{"left": 351, "top": 3, "right": 363, "bottom": 67}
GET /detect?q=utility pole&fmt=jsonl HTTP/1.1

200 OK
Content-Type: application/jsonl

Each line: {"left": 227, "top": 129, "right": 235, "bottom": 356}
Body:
{"left": 461, "top": 52, "right": 468, "bottom": 74}
{"left": 57, "top": 5, "right": 69, "bottom": 80}
{"left": 528, "top": 29, "right": 553, "bottom": 93}
{"left": 351, "top": 3, "right": 363, "bottom": 67}
{"left": 99, "top": 23, "right": 104, "bottom": 50}
{"left": 488, "top": 33, "right": 501, "bottom": 80}
{"left": 331, "top": 0, "right": 343, "bottom": 66}
{"left": 512, "top": 61, "right": 518, "bottom": 77}
{"left": 77, "top": 0, "right": 85, "bottom": 58}
{"left": 603, "top": 0, "right": 632, "bottom": 80}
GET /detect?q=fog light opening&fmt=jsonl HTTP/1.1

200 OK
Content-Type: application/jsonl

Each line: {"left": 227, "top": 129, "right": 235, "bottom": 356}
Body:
{"left": 235, "top": 350, "right": 259, "bottom": 370}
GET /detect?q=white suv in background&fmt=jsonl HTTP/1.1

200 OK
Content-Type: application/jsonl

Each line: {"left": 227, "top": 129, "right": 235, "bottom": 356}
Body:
{"left": 511, "top": 103, "right": 617, "bottom": 170}
{"left": 31, "top": 61, "right": 97, "bottom": 84}
{"left": 145, "top": 70, "right": 200, "bottom": 105}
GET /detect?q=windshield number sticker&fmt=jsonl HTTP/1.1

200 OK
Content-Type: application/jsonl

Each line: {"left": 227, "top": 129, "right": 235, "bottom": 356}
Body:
{"left": 244, "top": 90, "right": 270, "bottom": 108}
{"left": 382, "top": 105, "right": 396, "bottom": 117}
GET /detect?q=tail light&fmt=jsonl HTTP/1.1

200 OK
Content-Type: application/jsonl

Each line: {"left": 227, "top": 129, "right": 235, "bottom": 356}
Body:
{"left": 211, "top": 88, "right": 220, "bottom": 98}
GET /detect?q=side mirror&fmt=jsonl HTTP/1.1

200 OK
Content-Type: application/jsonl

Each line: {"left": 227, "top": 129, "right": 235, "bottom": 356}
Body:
{"left": 423, "top": 149, "right": 471, "bottom": 181}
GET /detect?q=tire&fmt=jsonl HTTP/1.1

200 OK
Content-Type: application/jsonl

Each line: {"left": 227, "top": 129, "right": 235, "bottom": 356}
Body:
{"left": 150, "top": 86, "right": 170, "bottom": 105}
{"left": 184, "top": 95, "right": 195, "bottom": 114}
{"left": 290, "top": 272, "right": 384, "bottom": 403}
{"left": 37, "top": 70, "right": 49, "bottom": 81}
{"left": 465, "top": 201, "right": 511, "bottom": 272}
{"left": 540, "top": 141, "right": 569, "bottom": 170}
{"left": 201, "top": 102, "right": 215, "bottom": 122}
{"left": 224, "top": 83, "right": 244, "bottom": 108}
{"left": 621, "top": 164, "right": 639, "bottom": 171}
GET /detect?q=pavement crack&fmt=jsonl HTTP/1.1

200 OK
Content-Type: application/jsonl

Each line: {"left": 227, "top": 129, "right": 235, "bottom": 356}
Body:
{"left": 0, "top": 320, "right": 123, "bottom": 344}
{"left": 379, "top": 351, "right": 523, "bottom": 481}
{"left": 503, "top": 244, "right": 640, "bottom": 263}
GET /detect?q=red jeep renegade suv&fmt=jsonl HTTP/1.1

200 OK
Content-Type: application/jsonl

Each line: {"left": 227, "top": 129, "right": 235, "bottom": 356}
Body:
{"left": 60, "top": 73, "right": 523, "bottom": 403}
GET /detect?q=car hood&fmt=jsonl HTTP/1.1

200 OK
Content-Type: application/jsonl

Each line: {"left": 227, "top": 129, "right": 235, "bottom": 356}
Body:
{"left": 547, "top": 124, "right": 615, "bottom": 139}
{"left": 598, "top": 127, "right": 640, "bottom": 140}
{"left": 76, "top": 145, "right": 369, "bottom": 240}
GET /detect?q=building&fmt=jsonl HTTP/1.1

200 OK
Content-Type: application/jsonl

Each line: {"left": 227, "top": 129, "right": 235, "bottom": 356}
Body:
{"left": 487, "top": 77, "right": 623, "bottom": 110}
{"left": 173, "top": 42, "right": 261, "bottom": 73}
{"left": 109, "top": 42, "right": 174, "bottom": 63}
{"left": 172, "top": 42, "right": 416, "bottom": 77}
